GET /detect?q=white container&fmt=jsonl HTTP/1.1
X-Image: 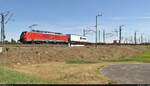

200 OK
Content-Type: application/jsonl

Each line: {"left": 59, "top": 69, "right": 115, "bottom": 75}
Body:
{"left": 0, "top": 47, "right": 2, "bottom": 53}
{"left": 67, "top": 34, "right": 88, "bottom": 42}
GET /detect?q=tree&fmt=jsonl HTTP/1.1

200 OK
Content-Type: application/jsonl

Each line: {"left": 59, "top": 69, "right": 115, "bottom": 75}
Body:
{"left": 11, "top": 38, "right": 16, "bottom": 43}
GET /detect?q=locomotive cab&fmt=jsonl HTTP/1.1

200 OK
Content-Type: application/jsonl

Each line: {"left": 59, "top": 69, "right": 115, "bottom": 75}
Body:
{"left": 20, "top": 31, "right": 27, "bottom": 43}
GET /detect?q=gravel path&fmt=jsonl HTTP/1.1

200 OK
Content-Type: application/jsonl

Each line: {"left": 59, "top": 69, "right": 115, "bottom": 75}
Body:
{"left": 100, "top": 63, "right": 150, "bottom": 84}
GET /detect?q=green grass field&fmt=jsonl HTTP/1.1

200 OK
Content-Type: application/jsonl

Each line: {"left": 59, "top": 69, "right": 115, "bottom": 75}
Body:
{"left": 66, "top": 51, "right": 150, "bottom": 64}
{"left": 102, "top": 51, "right": 150, "bottom": 63}
{"left": 0, "top": 67, "right": 53, "bottom": 84}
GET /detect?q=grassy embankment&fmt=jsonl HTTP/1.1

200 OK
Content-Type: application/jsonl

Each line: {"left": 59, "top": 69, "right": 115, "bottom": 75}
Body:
{"left": 13, "top": 50, "right": 150, "bottom": 84}
{"left": 0, "top": 67, "right": 53, "bottom": 84}
{"left": 1, "top": 47, "right": 150, "bottom": 84}
{"left": 66, "top": 50, "right": 150, "bottom": 64}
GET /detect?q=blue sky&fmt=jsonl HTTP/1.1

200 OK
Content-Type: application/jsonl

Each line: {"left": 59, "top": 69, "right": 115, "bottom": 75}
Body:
{"left": 1, "top": 0, "right": 150, "bottom": 42}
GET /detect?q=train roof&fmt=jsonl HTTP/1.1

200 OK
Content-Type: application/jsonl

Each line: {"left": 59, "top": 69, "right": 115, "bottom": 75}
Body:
{"left": 31, "top": 30, "right": 63, "bottom": 35}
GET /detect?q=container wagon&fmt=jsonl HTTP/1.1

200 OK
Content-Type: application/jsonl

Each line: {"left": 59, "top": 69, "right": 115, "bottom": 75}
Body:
{"left": 67, "top": 34, "right": 88, "bottom": 45}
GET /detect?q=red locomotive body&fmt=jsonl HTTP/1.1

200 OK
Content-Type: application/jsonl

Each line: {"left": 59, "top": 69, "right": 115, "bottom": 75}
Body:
{"left": 20, "top": 30, "right": 68, "bottom": 43}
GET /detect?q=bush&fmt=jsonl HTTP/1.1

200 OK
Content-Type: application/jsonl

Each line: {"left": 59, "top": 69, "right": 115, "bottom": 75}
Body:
{"left": 4, "top": 40, "right": 10, "bottom": 44}
{"left": 108, "top": 80, "right": 117, "bottom": 84}
{"left": 66, "top": 59, "right": 98, "bottom": 64}
{"left": 6, "top": 47, "right": 9, "bottom": 52}
{"left": 11, "top": 38, "right": 16, "bottom": 44}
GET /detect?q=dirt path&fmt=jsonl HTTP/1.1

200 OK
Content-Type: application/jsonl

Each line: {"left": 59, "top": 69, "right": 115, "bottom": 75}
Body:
{"left": 100, "top": 63, "right": 150, "bottom": 84}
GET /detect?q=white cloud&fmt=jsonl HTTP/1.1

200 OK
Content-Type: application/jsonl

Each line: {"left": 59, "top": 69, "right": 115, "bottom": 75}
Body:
{"left": 110, "top": 17, "right": 127, "bottom": 20}
{"left": 142, "top": 17, "right": 150, "bottom": 19}
{"left": 111, "top": 16, "right": 150, "bottom": 20}
{"left": 136, "top": 16, "right": 150, "bottom": 19}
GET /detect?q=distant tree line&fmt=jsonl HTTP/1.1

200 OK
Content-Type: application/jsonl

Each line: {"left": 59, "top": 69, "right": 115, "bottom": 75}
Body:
{"left": 0, "top": 38, "right": 20, "bottom": 44}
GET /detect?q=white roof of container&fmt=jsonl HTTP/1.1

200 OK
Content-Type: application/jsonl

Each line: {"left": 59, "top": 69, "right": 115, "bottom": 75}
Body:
{"left": 67, "top": 34, "right": 87, "bottom": 37}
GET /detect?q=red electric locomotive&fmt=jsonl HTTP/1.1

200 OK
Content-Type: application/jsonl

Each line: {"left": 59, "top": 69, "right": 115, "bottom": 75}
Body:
{"left": 20, "top": 30, "right": 68, "bottom": 44}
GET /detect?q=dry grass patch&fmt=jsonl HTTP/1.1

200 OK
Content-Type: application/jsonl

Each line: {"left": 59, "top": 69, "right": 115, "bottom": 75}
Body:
{"left": 13, "top": 62, "right": 118, "bottom": 84}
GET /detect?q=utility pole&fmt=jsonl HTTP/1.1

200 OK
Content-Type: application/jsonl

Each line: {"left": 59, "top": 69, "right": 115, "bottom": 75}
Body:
{"left": 119, "top": 25, "right": 124, "bottom": 44}
{"left": 83, "top": 29, "right": 86, "bottom": 36}
{"left": 0, "top": 11, "right": 13, "bottom": 43}
{"left": 141, "top": 33, "right": 143, "bottom": 44}
{"left": 134, "top": 31, "right": 137, "bottom": 44}
{"left": 144, "top": 37, "right": 146, "bottom": 43}
{"left": 1, "top": 13, "right": 4, "bottom": 43}
{"left": 95, "top": 13, "right": 102, "bottom": 48}
{"left": 119, "top": 26, "right": 121, "bottom": 43}
{"left": 103, "top": 30, "right": 105, "bottom": 43}
{"left": 130, "top": 36, "right": 133, "bottom": 44}
{"left": 96, "top": 16, "right": 98, "bottom": 47}
{"left": 99, "top": 30, "right": 100, "bottom": 43}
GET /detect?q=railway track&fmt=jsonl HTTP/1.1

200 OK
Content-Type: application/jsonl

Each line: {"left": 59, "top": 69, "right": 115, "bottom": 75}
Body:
{"left": 0, "top": 44, "right": 68, "bottom": 47}
{"left": 0, "top": 43, "right": 150, "bottom": 47}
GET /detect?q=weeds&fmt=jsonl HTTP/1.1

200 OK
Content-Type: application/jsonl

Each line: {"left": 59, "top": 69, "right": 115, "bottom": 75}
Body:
{"left": 5, "top": 47, "right": 9, "bottom": 52}
{"left": 80, "top": 55, "right": 84, "bottom": 58}
{"left": 35, "top": 51, "right": 39, "bottom": 54}
{"left": 66, "top": 59, "right": 98, "bottom": 64}
{"left": 108, "top": 80, "right": 117, "bottom": 84}
{"left": 16, "top": 44, "right": 20, "bottom": 48}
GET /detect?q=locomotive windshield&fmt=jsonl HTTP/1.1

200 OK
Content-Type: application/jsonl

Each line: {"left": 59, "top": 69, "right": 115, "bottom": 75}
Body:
{"left": 21, "top": 32, "right": 26, "bottom": 37}
{"left": 20, "top": 32, "right": 27, "bottom": 42}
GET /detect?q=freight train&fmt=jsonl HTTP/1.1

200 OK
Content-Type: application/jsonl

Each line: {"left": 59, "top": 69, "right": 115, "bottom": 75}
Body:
{"left": 19, "top": 30, "right": 129, "bottom": 45}
{"left": 19, "top": 30, "right": 88, "bottom": 44}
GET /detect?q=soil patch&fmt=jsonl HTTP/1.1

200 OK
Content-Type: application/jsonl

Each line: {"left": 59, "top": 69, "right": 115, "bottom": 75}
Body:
{"left": 100, "top": 63, "right": 150, "bottom": 84}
